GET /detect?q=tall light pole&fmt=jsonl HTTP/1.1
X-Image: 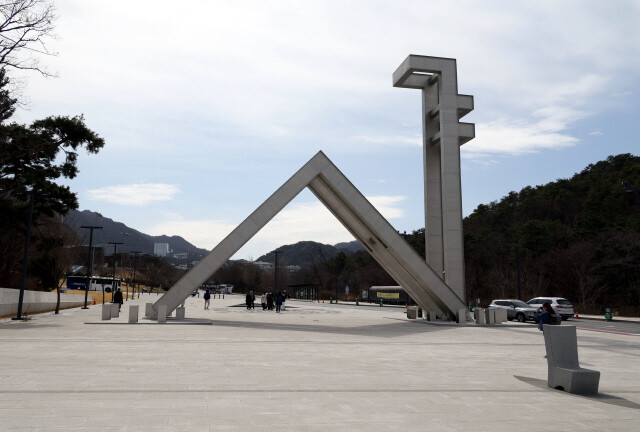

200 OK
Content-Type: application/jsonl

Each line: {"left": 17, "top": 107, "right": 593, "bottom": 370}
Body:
{"left": 131, "top": 251, "right": 142, "bottom": 300}
{"left": 515, "top": 245, "right": 522, "bottom": 300}
{"left": 108, "top": 242, "right": 123, "bottom": 305}
{"left": 81, "top": 225, "right": 103, "bottom": 309}
{"left": 273, "top": 251, "right": 282, "bottom": 293}
{"left": 13, "top": 189, "right": 35, "bottom": 321}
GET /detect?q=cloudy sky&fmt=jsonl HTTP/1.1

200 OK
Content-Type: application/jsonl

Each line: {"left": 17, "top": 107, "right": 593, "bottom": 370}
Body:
{"left": 12, "top": 0, "right": 640, "bottom": 259}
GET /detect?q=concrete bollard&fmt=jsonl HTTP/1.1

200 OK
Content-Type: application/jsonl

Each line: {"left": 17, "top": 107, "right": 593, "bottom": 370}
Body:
{"left": 157, "top": 305, "right": 167, "bottom": 324}
{"left": 486, "top": 308, "right": 496, "bottom": 324}
{"left": 457, "top": 308, "right": 467, "bottom": 324}
{"left": 176, "top": 307, "right": 185, "bottom": 320}
{"left": 407, "top": 306, "right": 418, "bottom": 319}
{"left": 110, "top": 303, "right": 120, "bottom": 318}
{"left": 128, "top": 305, "right": 139, "bottom": 323}
{"left": 475, "top": 308, "right": 486, "bottom": 324}
{"left": 101, "top": 304, "right": 111, "bottom": 320}
{"left": 145, "top": 303, "right": 154, "bottom": 318}
{"left": 494, "top": 308, "right": 508, "bottom": 323}
{"left": 428, "top": 311, "right": 437, "bottom": 321}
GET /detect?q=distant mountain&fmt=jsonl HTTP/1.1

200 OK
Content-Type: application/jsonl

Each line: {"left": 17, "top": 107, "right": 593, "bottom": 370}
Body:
{"left": 64, "top": 210, "right": 209, "bottom": 257}
{"left": 335, "top": 240, "right": 364, "bottom": 254}
{"left": 256, "top": 240, "right": 363, "bottom": 267}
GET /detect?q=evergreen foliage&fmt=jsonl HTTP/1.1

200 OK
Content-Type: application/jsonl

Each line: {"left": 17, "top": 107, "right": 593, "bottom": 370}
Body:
{"left": 464, "top": 154, "right": 640, "bottom": 314}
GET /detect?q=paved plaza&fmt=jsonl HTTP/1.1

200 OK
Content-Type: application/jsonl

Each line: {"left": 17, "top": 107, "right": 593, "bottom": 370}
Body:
{"left": 1, "top": 294, "right": 639, "bottom": 431}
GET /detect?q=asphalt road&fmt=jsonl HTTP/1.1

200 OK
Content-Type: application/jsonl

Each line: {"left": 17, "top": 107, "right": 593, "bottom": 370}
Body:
{"left": 571, "top": 318, "right": 640, "bottom": 336}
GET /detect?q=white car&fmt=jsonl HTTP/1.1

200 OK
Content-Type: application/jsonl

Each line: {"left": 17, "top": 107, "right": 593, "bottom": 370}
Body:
{"left": 527, "top": 297, "right": 575, "bottom": 320}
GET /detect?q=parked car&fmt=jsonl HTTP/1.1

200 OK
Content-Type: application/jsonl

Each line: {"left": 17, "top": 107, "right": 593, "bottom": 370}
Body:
{"left": 489, "top": 299, "right": 538, "bottom": 323}
{"left": 527, "top": 297, "right": 574, "bottom": 320}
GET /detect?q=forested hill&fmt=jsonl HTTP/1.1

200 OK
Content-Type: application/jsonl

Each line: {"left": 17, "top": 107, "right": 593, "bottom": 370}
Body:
{"left": 463, "top": 153, "right": 640, "bottom": 315}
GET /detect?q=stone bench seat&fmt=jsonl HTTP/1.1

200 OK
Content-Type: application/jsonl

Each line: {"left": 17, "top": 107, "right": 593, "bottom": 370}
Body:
{"left": 543, "top": 325, "right": 600, "bottom": 394}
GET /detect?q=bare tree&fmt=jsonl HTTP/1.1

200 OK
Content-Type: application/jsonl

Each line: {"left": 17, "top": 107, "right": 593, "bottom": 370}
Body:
{"left": 0, "top": 0, "right": 56, "bottom": 76}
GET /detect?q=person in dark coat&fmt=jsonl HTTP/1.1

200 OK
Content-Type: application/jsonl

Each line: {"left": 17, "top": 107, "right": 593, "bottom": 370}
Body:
{"left": 267, "top": 292, "right": 274, "bottom": 310}
{"left": 246, "top": 291, "right": 252, "bottom": 310}
{"left": 113, "top": 288, "right": 124, "bottom": 310}
{"left": 203, "top": 289, "right": 211, "bottom": 310}
{"left": 275, "top": 291, "right": 283, "bottom": 313}
{"left": 536, "top": 301, "right": 554, "bottom": 331}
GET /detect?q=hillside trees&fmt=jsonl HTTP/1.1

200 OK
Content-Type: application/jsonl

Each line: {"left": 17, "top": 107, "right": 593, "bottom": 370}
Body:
{"left": 463, "top": 154, "right": 640, "bottom": 314}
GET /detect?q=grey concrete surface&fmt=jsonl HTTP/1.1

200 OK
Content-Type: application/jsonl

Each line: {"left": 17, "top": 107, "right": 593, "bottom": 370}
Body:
{"left": 1, "top": 294, "right": 640, "bottom": 431}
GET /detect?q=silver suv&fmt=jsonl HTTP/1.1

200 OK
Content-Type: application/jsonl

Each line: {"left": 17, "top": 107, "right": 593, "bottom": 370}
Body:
{"left": 489, "top": 299, "right": 538, "bottom": 323}
{"left": 527, "top": 297, "right": 574, "bottom": 320}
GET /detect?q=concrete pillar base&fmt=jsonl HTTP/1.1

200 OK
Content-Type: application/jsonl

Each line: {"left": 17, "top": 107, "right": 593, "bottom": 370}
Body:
{"left": 129, "top": 305, "right": 139, "bottom": 323}
{"left": 428, "top": 311, "right": 437, "bottom": 321}
{"left": 110, "top": 303, "right": 119, "bottom": 318}
{"left": 176, "top": 307, "right": 185, "bottom": 320}
{"left": 457, "top": 308, "right": 467, "bottom": 324}
{"left": 101, "top": 304, "right": 111, "bottom": 320}
{"left": 157, "top": 305, "right": 167, "bottom": 323}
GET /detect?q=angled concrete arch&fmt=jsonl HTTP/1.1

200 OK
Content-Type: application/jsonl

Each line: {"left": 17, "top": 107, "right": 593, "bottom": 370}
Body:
{"left": 148, "top": 151, "right": 466, "bottom": 320}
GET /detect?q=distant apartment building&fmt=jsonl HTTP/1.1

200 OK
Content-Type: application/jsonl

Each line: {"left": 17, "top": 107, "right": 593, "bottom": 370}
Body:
{"left": 254, "top": 261, "right": 274, "bottom": 270}
{"left": 173, "top": 252, "right": 188, "bottom": 260}
{"left": 154, "top": 243, "right": 170, "bottom": 257}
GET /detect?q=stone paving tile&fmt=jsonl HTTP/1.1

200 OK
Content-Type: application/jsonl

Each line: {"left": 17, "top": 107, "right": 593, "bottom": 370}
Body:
{"left": 1, "top": 294, "right": 640, "bottom": 431}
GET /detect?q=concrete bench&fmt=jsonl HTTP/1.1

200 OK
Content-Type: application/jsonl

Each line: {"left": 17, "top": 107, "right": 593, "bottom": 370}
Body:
{"left": 543, "top": 325, "right": 600, "bottom": 394}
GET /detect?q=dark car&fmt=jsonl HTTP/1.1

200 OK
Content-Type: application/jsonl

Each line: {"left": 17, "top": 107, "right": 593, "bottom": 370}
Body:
{"left": 489, "top": 299, "right": 538, "bottom": 323}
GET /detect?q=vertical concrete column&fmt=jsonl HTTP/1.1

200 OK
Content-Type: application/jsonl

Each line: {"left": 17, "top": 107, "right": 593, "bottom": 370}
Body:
{"left": 157, "top": 305, "right": 167, "bottom": 324}
{"left": 423, "top": 80, "right": 444, "bottom": 278}
{"left": 128, "top": 305, "right": 139, "bottom": 323}
{"left": 428, "top": 310, "right": 438, "bottom": 321}
{"left": 110, "top": 303, "right": 119, "bottom": 318}
{"left": 101, "top": 304, "right": 111, "bottom": 320}
{"left": 145, "top": 303, "right": 154, "bottom": 318}
{"left": 475, "top": 308, "right": 486, "bottom": 324}
{"left": 393, "top": 55, "right": 474, "bottom": 306}
{"left": 176, "top": 307, "right": 185, "bottom": 320}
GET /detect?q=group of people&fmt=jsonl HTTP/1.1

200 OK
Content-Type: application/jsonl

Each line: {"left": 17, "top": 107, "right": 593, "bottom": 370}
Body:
{"left": 244, "top": 290, "right": 288, "bottom": 312}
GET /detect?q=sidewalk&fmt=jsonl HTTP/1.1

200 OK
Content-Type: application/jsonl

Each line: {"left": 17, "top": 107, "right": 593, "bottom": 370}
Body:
{"left": 1, "top": 294, "right": 639, "bottom": 431}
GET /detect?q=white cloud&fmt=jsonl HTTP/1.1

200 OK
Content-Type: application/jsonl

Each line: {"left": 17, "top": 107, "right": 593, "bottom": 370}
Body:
{"left": 86, "top": 183, "right": 180, "bottom": 206}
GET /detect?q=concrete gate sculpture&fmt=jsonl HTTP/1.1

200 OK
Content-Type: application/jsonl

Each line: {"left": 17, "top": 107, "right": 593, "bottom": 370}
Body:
{"left": 147, "top": 55, "right": 474, "bottom": 321}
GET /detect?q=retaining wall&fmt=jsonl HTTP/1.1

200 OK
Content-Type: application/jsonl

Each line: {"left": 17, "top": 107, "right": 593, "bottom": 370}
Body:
{"left": 0, "top": 288, "right": 87, "bottom": 318}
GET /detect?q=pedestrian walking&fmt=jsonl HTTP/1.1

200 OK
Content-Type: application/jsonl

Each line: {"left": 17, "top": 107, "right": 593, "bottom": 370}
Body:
{"left": 267, "top": 292, "right": 274, "bottom": 310}
{"left": 275, "top": 291, "right": 283, "bottom": 313}
{"left": 113, "top": 288, "right": 123, "bottom": 311}
{"left": 261, "top": 292, "right": 267, "bottom": 310}
{"left": 251, "top": 291, "right": 256, "bottom": 309}
{"left": 246, "top": 291, "right": 253, "bottom": 310}
{"left": 204, "top": 289, "right": 211, "bottom": 310}
{"left": 282, "top": 290, "right": 288, "bottom": 311}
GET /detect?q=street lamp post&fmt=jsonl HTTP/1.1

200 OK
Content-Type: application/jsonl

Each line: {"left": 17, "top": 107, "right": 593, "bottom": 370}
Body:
{"left": 273, "top": 251, "right": 282, "bottom": 293}
{"left": 13, "top": 189, "right": 35, "bottom": 321}
{"left": 515, "top": 245, "right": 522, "bottom": 300}
{"left": 131, "top": 251, "right": 142, "bottom": 301}
{"left": 108, "top": 242, "right": 123, "bottom": 305}
{"left": 81, "top": 225, "right": 103, "bottom": 309}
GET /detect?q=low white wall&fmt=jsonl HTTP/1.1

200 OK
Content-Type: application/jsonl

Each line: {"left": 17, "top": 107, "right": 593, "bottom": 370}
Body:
{"left": 0, "top": 288, "right": 87, "bottom": 317}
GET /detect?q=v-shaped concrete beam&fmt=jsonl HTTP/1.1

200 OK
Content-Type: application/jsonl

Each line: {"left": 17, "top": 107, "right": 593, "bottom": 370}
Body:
{"left": 148, "top": 151, "right": 465, "bottom": 319}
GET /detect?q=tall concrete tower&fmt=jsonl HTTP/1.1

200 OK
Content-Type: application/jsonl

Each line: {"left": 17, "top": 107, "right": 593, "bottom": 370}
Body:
{"left": 393, "top": 55, "right": 475, "bottom": 302}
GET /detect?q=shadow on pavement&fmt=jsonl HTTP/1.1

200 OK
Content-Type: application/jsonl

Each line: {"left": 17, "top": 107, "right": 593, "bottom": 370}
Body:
{"left": 205, "top": 318, "right": 459, "bottom": 338}
{"left": 514, "top": 375, "right": 640, "bottom": 410}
